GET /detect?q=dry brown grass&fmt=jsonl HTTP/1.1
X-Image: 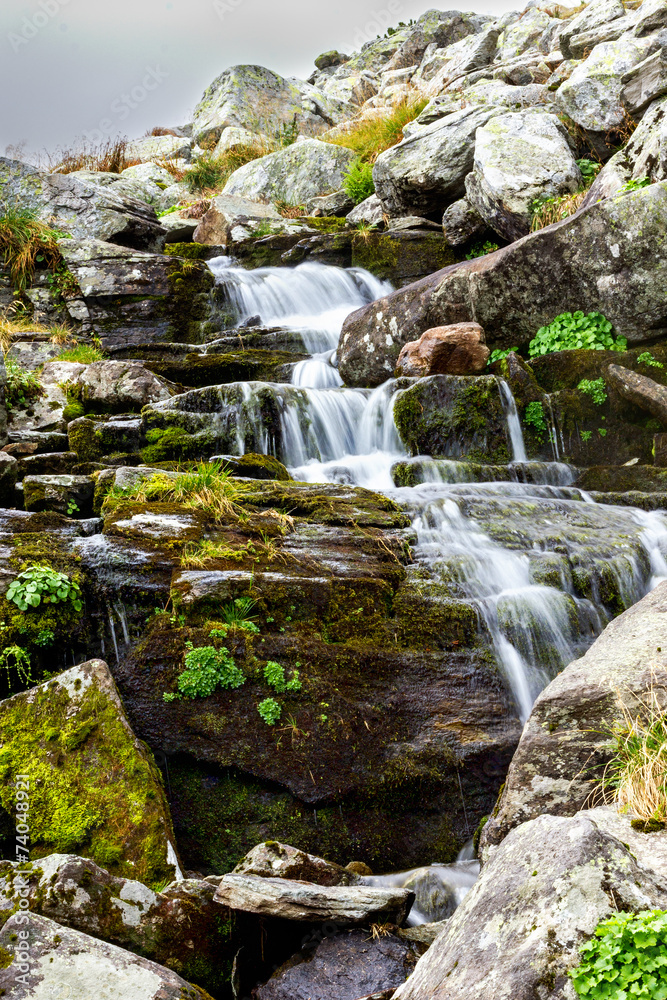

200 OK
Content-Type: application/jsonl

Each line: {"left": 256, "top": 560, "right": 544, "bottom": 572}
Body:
{"left": 531, "top": 189, "right": 588, "bottom": 231}
{"left": 323, "top": 93, "right": 430, "bottom": 164}
{"left": 0, "top": 206, "right": 64, "bottom": 293}
{"left": 44, "top": 137, "right": 142, "bottom": 175}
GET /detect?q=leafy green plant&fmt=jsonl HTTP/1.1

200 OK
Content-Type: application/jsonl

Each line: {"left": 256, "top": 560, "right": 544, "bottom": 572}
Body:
{"left": 637, "top": 352, "right": 664, "bottom": 369}
{"left": 528, "top": 312, "right": 627, "bottom": 357}
{"left": 598, "top": 428, "right": 607, "bottom": 437}
{"left": 487, "top": 347, "right": 518, "bottom": 366}
{"left": 46, "top": 263, "right": 79, "bottom": 300}
{"left": 276, "top": 116, "right": 299, "bottom": 147}
{"left": 619, "top": 176, "right": 651, "bottom": 194}
{"left": 220, "top": 596, "right": 260, "bottom": 633}
{"left": 7, "top": 565, "right": 83, "bottom": 612}
{"left": 570, "top": 909, "right": 667, "bottom": 999}
{"left": 576, "top": 158, "right": 602, "bottom": 182}
{"left": 343, "top": 160, "right": 375, "bottom": 205}
{"left": 66, "top": 500, "right": 80, "bottom": 517}
{"left": 466, "top": 241, "right": 499, "bottom": 260}
{"left": 578, "top": 378, "right": 607, "bottom": 405}
{"left": 163, "top": 642, "right": 245, "bottom": 702}
{"left": 4, "top": 359, "right": 43, "bottom": 411}
{"left": 0, "top": 646, "right": 32, "bottom": 690}
{"left": 524, "top": 401, "right": 547, "bottom": 435}
{"left": 580, "top": 430, "right": 592, "bottom": 442}
{"left": 264, "top": 661, "right": 302, "bottom": 693}
{"left": 258, "top": 697, "right": 282, "bottom": 726}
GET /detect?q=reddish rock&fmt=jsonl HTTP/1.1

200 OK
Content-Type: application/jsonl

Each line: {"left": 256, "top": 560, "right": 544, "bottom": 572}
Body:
{"left": 2, "top": 441, "right": 37, "bottom": 456}
{"left": 395, "top": 323, "right": 489, "bottom": 378}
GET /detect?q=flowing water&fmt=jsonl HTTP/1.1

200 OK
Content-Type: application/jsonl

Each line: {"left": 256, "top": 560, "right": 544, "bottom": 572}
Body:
{"left": 206, "top": 257, "right": 667, "bottom": 903}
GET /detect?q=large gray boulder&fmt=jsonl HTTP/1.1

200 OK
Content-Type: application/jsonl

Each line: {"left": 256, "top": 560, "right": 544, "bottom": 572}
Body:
{"left": 607, "top": 362, "right": 667, "bottom": 425}
{"left": 494, "top": 7, "right": 552, "bottom": 63}
{"left": 192, "top": 64, "right": 351, "bottom": 144}
{"left": 125, "top": 133, "right": 192, "bottom": 162}
{"left": 424, "top": 25, "right": 501, "bottom": 91}
{"left": 621, "top": 44, "right": 667, "bottom": 116}
{"left": 8, "top": 361, "right": 86, "bottom": 435}
{"left": 558, "top": 0, "right": 626, "bottom": 59}
{"left": 372, "top": 106, "right": 500, "bottom": 219}
{"left": 72, "top": 360, "right": 175, "bottom": 413}
{"left": 394, "top": 813, "right": 667, "bottom": 1000}
{"left": 465, "top": 110, "right": 582, "bottom": 241}
{"left": 557, "top": 36, "right": 653, "bottom": 130}
{"left": 0, "top": 912, "right": 213, "bottom": 999}
{"left": 584, "top": 93, "right": 667, "bottom": 198}
{"left": 482, "top": 581, "right": 667, "bottom": 851}
{"left": 222, "top": 138, "right": 356, "bottom": 206}
{"left": 338, "top": 181, "right": 667, "bottom": 386}
{"left": 0, "top": 157, "right": 166, "bottom": 251}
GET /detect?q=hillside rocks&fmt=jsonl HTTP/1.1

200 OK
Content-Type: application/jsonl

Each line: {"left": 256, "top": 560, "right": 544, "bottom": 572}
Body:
{"left": 0, "top": 157, "right": 166, "bottom": 251}
{"left": 395, "top": 324, "right": 489, "bottom": 377}
{"left": 71, "top": 360, "right": 176, "bottom": 413}
{"left": 0, "top": 659, "right": 180, "bottom": 884}
{"left": 214, "top": 873, "right": 414, "bottom": 925}
{"left": 557, "top": 36, "right": 653, "bottom": 130}
{"left": 464, "top": 111, "right": 581, "bottom": 241}
{"left": 607, "top": 363, "right": 667, "bottom": 425}
{"left": 193, "top": 194, "right": 283, "bottom": 245}
{"left": 222, "top": 138, "right": 356, "bottom": 206}
{"left": 339, "top": 182, "right": 667, "bottom": 386}
{"left": 372, "top": 106, "right": 500, "bottom": 218}
{"left": 234, "top": 841, "right": 360, "bottom": 885}
{"left": 558, "top": 0, "right": 626, "bottom": 59}
{"left": 394, "top": 813, "right": 667, "bottom": 1000}
{"left": 0, "top": 912, "right": 214, "bottom": 1000}
{"left": 482, "top": 581, "right": 667, "bottom": 850}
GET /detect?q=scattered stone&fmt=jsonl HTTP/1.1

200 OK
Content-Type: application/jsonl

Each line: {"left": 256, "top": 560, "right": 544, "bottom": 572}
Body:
{"left": 347, "top": 862, "right": 374, "bottom": 876}
{"left": 0, "top": 452, "right": 17, "bottom": 505}
{"left": 346, "top": 194, "right": 385, "bottom": 227}
{"left": 214, "top": 874, "right": 414, "bottom": 925}
{"left": 233, "top": 842, "right": 361, "bottom": 885}
{"left": 193, "top": 194, "right": 283, "bottom": 245}
{"left": 607, "top": 363, "right": 667, "bottom": 426}
{"left": 557, "top": 36, "right": 652, "bottom": 130}
{"left": 558, "top": 0, "right": 626, "bottom": 59}
{"left": 125, "top": 133, "right": 193, "bottom": 162}
{"left": 442, "top": 198, "right": 488, "bottom": 246}
{"left": 395, "top": 324, "right": 489, "bottom": 378}
{"left": 621, "top": 46, "right": 667, "bottom": 115}
{"left": 23, "top": 473, "right": 95, "bottom": 517}
{"left": 307, "top": 189, "right": 355, "bottom": 216}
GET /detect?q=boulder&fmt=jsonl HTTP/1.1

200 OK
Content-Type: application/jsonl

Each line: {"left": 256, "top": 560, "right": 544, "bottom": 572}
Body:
{"left": 222, "top": 138, "right": 356, "bottom": 207}
{"left": 607, "top": 362, "right": 667, "bottom": 426}
{"left": 395, "top": 324, "right": 489, "bottom": 377}
{"left": 72, "top": 360, "right": 175, "bottom": 413}
{"left": 384, "top": 10, "right": 483, "bottom": 73}
{"left": 481, "top": 581, "right": 667, "bottom": 850}
{"left": 494, "top": 7, "right": 552, "bottom": 63}
{"left": 621, "top": 45, "right": 667, "bottom": 116}
{"left": 338, "top": 181, "right": 667, "bottom": 386}
{"left": 558, "top": 0, "right": 626, "bottom": 59}
{"left": 213, "top": 124, "right": 265, "bottom": 156}
{"left": 307, "top": 189, "right": 355, "bottom": 216}
{"left": 66, "top": 168, "right": 165, "bottom": 208}
{"left": 255, "top": 929, "right": 420, "bottom": 1000}
{"left": 23, "top": 473, "right": 95, "bottom": 517}
{"left": 465, "top": 110, "right": 582, "bottom": 241}
{"left": 234, "top": 841, "right": 361, "bottom": 885}
{"left": 125, "top": 133, "right": 192, "bottom": 162}
{"left": 193, "top": 194, "right": 283, "bottom": 245}
{"left": 213, "top": 873, "right": 414, "bottom": 925}
{"left": 315, "top": 50, "right": 350, "bottom": 71}
{"left": 372, "top": 106, "right": 501, "bottom": 219}
{"left": 394, "top": 813, "right": 667, "bottom": 1000}
{"left": 0, "top": 157, "right": 166, "bottom": 251}
{"left": 192, "top": 64, "right": 351, "bottom": 144}
{"left": 557, "top": 36, "right": 653, "bottom": 130}
{"left": 0, "top": 659, "right": 180, "bottom": 884}
{"left": 566, "top": 11, "right": 635, "bottom": 59}
{"left": 160, "top": 212, "right": 199, "bottom": 242}
{"left": 424, "top": 25, "right": 501, "bottom": 91}
{"left": 346, "top": 194, "right": 385, "bottom": 227}
{"left": 0, "top": 912, "right": 213, "bottom": 1000}
{"left": 122, "top": 161, "right": 177, "bottom": 188}
{"left": 8, "top": 361, "right": 86, "bottom": 436}
{"left": 0, "top": 452, "right": 17, "bottom": 505}
{"left": 442, "top": 198, "right": 487, "bottom": 246}
{"left": 0, "top": 855, "right": 231, "bottom": 997}
{"left": 634, "top": 0, "right": 667, "bottom": 37}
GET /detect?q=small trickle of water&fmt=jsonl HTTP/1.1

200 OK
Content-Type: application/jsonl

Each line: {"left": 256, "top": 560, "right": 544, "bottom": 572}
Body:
{"left": 498, "top": 379, "right": 527, "bottom": 463}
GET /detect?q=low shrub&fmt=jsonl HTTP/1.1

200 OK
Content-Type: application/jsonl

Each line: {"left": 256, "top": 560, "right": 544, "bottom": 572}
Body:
{"left": 343, "top": 160, "right": 375, "bottom": 205}
{"left": 528, "top": 312, "right": 626, "bottom": 357}
{"left": 164, "top": 642, "right": 245, "bottom": 701}
{"left": 258, "top": 697, "right": 282, "bottom": 725}
{"left": 264, "top": 661, "right": 302, "bottom": 693}
{"left": 184, "top": 142, "right": 271, "bottom": 194}
{"left": 578, "top": 377, "right": 607, "bottom": 405}
{"left": 524, "top": 400, "right": 547, "bottom": 435}
{"left": 7, "top": 565, "right": 83, "bottom": 613}
{"left": 570, "top": 909, "right": 667, "bottom": 999}
{"left": 44, "top": 137, "right": 141, "bottom": 174}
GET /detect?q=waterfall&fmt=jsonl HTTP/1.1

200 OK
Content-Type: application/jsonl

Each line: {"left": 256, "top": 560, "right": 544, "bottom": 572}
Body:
{"left": 498, "top": 378, "right": 527, "bottom": 463}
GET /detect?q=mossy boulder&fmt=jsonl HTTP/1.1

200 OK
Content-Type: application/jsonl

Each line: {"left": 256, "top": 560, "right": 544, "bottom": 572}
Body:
{"left": 23, "top": 474, "right": 94, "bottom": 518}
{"left": 0, "top": 659, "right": 180, "bottom": 885}
{"left": 143, "top": 351, "right": 308, "bottom": 388}
{"left": 220, "top": 453, "right": 292, "bottom": 482}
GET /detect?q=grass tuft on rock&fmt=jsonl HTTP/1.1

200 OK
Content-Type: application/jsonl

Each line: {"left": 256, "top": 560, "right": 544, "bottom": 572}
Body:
{"left": 604, "top": 686, "right": 667, "bottom": 829}
{"left": 184, "top": 142, "right": 273, "bottom": 194}
{"left": 323, "top": 94, "right": 429, "bottom": 163}
{"left": 0, "top": 205, "right": 66, "bottom": 293}
{"left": 104, "top": 461, "right": 249, "bottom": 523}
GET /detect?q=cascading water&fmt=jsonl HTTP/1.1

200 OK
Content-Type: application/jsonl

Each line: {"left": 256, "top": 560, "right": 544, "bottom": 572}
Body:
{"left": 206, "top": 258, "right": 667, "bottom": 724}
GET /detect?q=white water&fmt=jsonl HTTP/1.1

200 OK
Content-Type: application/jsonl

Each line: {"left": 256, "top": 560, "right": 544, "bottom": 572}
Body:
{"left": 208, "top": 259, "right": 667, "bottom": 724}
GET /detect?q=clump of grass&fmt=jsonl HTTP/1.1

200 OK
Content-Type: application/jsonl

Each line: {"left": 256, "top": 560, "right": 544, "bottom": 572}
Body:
{"left": 54, "top": 343, "right": 106, "bottom": 364}
{"left": 104, "top": 460, "right": 248, "bottom": 522}
{"left": 274, "top": 200, "right": 306, "bottom": 218}
{"left": 323, "top": 94, "right": 429, "bottom": 164}
{"left": 603, "top": 685, "right": 667, "bottom": 829}
{"left": 5, "top": 359, "right": 44, "bottom": 411}
{"left": 44, "top": 137, "right": 141, "bottom": 174}
{"left": 184, "top": 142, "right": 272, "bottom": 195}
{"left": 0, "top": 205, "right": 66, "bottom": 293}
{"left": 531, "top": 189, "right": 588, "bottom": 231}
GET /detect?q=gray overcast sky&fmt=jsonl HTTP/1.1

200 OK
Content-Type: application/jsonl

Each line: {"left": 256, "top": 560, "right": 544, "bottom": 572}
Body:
{"left": 0, "top": 0, "right": 517, "bottom": 160}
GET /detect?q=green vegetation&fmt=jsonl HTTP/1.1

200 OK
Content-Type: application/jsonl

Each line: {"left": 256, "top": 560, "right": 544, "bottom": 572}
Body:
{"left": 637, "top": 352, "right": 664, "bottom": 369}
{"left": 258, "top": 697, "right": 282, "bottom": 726}
{"left": 4, "top": 359, "right": 43, "bottom": 411}
{"left": 7, "top": 565, "right": 83, "bottom": 613}
{"left": 466, "top": 241, "right": 499, "bottom": 260}
{"left": 45, "top": 137, "right": 141, "bottom": 174}
{"left": 184, "top": 142, "right": 269, "bottom": 194}
{"left": 528, "top": 312, "right": 627, "bottom": 357}
{"left": 0, "top": 205, "right": 67, "bottom": 293}
{"left": 324, "top": 95, "right": 429, "bottom": 163}
{"left": 488, "top": 347, "right": 518, "bottom": 366}
{"left": 343, "top": 159, "right": 375, "bottom": 205}
{"left": 524, "top": 401, "right": 547, "bottom": 436}
{"left": 578, "top": 378, "right": 607, "bottom": 405}
{"left": 570, "top": 910, "right": 667, "bottom": 999}
{"left": 576, "top": 158, "right": 602, "bottom": 183}
{"left": 604, "top": 689, "right": 667, "bottom": 828}
{"left": 221, "top": 596, "right": 260, "bottom": 631}
{"left": 619, "top": 176, "right": 651, "bottom": 194}
{"left": 530, "top": 159, "right": 601, "bottom": 231}
{"left": 580, "top": 430, "right": 592, "bottom": 442}
{"left": 103, "top": 461, "right": 247, "bottom": 524}
{"left": 0, "top": 645, "right": 32, "bottom": 691}
{"left": 163, "top": 642, "right": 245, "bottom": 702}
{"left": 54, "top": 343, "right": 106, "bottom": 365}
{"left": 264, "top": 661, "right": 302, "bottom": 693}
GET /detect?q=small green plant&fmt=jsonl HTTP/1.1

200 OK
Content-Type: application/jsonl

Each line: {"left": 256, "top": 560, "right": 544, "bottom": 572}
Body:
{"left": 258, "top": 697, "right": 282, "bottom": 726}
{"left": 0, "top": 646, "right": 32, "bottom": 690}
{"left": 220, "top": 597, "right": 260, "bottom": 633}
{"left": 578, "top": 378, "right": 607, "bottom": 405}
{"left": 66, "top": 500, "right": 80, "bottom": 517}
{"left": 580, "top": 430, "right": 592, "bottom": 442}
{"left": 46, "top": 263, "right": 79, "bottom": 300}
{"left": 34, "top": 629, "right": 55, "bottom": 647}
{"left": 276, "top": 116, "right": 299, "bottom": 147}
{"left": 264, "top": 661, "right": 302, "bottom": 693}
{"left": 570, "top": 909, "right": 667, "bottom": 999}
{"left": 487, "top": 347, "right": 518, "bottom": 366}
{"left": 528, "top": 312, "right": 627, "bottom": 357}
{"left": 598, "top": 427, "right": 607, "bottom": 437}
{"left": 4, "top": 359, "right": 43, "bottom": 411}
{"left": 54, "top": 344, "right": 106, "bottom": 364}
{"left": 0, "top": 204, "right": 67, "bottom": 292}
{"left": 324, "top": 94, "right": 428, "bottom": 163}
{"left": 619, "top": 176, "right": 651, "bottom": 194}
{"left": 524, "top": 401, "right": 547, "bottom": 436}
{"left": 637, "top": 351, "right": 664, "bottom": 369}
{"left": 576, "top": 158, "right": 602, "bottom": 182}
{"left": 343, "top": 160, "right": 375, "bottom": 205}
{"left": 164, "top": 642, "right": 245, "bottom": 702}
{"left": 466, "top": 241, "right": 500, "bottom": 260}
{"left": 7, "top": 565, "right": 83, "bottom": 612}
